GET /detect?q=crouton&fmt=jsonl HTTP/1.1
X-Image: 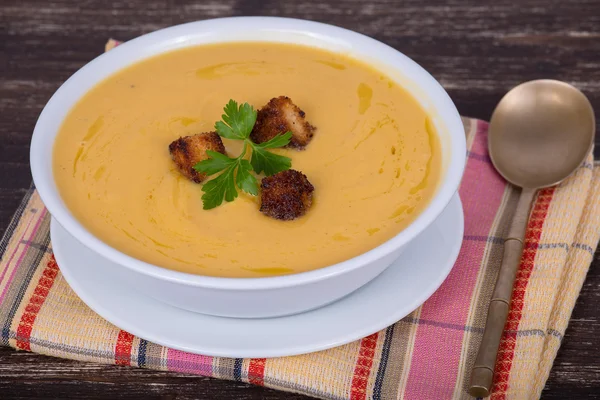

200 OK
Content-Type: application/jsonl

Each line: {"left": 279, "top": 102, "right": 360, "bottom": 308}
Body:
{"left": 251, "top": 96, "right": 316, "bottom": 149}
{"left": 260, "top": 169, "right": 314, "bottom": 220}
{"left": 169, "top": 132, "right": 226, "bottom": 183}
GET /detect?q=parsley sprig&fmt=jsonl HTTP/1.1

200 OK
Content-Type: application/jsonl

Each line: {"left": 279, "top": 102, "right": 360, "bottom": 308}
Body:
{"left": 193, "top": 100, "right": 292, "bottom": 209}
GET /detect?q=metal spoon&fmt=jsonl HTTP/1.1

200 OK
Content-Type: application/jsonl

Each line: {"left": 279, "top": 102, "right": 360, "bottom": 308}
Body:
{"left": 469, "top": 80, "right": 595, "bottom": 398}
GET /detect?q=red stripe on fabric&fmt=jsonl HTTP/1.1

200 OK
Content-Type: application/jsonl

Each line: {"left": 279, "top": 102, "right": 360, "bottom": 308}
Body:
{"left": 15, "top": 255, "right": 59, "bottom": 351}
{"left": 490, "top": 188, "right": 555, "bottom": 399}
{"left": 115, "top": 330, "right": 135, "bottom": 366}
{"left": 248, "top": 358, "right": 266, "bottom": 386}
{"left": 350, "top": 333, "right": 379, "bottom": 400}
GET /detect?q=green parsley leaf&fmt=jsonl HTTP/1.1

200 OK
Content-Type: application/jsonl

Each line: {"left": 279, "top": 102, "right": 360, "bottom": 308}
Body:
{"left": 194, "top": 99, "right": 294, "bottom": 209}
{"left": 236, "top": 159, "right": 259, "bottom": 195}
{"left": 250, "top": 145, "right": 292, "bottom": 176}
{"left": 200, "top": 164, "right": 238, "bottom": 209}
{"left": 214, "top": 100, "right": 257, "bottom": 140}
{"left": 193, "top": 150, "right": 237, "bottom": 175}
{"left": 254, "top": 131, "right": 293, "bottom": 149}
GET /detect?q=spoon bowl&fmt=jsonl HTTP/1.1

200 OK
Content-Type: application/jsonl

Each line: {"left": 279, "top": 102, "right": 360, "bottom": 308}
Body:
{"left": 489, "top": 80, "right": 595, "bottom": 189}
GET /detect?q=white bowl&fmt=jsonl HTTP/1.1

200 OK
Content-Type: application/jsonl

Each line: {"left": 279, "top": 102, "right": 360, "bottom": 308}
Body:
{"left": 30, "top": 17, "right": 466, "bottom": 318}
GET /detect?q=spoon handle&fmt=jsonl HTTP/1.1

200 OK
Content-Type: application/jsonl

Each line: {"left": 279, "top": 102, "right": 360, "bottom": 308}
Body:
{"left": 469, "top": 187, "right": 537, "bottom": 398}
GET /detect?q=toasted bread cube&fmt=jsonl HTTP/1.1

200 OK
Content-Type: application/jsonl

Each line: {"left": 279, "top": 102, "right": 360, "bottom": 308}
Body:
{"left": 260, "top": 169, "right": 314, "bottom": 220}
{"left": 169, "top": 132, "right": 225, "bottom": 183}
{"left": 251, "top": 96, "right": 316, "bottom": 149}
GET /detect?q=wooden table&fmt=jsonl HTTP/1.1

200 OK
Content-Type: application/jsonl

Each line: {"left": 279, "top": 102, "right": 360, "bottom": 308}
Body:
{"left": 1, "top": 0, "right": 599, "bottom": 398}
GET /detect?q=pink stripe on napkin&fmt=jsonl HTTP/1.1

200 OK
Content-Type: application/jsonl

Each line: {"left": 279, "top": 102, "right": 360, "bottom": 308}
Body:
{"left": 404, "top": 121, "right": 507, "bottom": 398}
{"left": 167, "top": 348, "right": 214, "bottom": 376}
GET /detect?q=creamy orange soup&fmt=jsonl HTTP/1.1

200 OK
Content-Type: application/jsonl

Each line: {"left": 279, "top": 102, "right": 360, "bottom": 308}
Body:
{"left": 53, "top": 43, "right": 441, "bottom": 278}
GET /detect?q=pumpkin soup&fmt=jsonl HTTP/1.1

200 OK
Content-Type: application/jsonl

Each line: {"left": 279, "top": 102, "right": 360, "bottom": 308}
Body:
{"left": 53, "top": 42, "right": 441, "bottom": 278}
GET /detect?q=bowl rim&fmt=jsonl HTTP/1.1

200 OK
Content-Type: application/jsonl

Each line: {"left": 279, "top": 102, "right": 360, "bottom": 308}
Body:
{"left": 30, "top": 16, "right": 466, "bottom": 290}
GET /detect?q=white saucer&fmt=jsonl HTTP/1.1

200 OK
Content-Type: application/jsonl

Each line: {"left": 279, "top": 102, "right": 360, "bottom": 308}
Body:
{"left": 51, "top": 194, "right": 463, "bottom": 358}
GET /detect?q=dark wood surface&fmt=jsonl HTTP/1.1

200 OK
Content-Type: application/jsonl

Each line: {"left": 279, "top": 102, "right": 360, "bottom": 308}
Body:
{"left": 1, "top": 0, "right": 599, "bottom": 398}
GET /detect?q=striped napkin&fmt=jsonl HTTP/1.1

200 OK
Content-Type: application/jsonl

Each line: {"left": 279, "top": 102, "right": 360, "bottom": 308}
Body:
{"left": 1, "top": 41, "right": 599, "bottom": 400}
